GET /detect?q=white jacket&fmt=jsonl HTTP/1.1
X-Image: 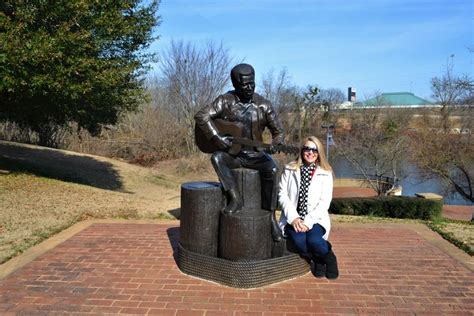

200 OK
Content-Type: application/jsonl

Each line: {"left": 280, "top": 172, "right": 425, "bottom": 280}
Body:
{"left": 278, "top": 164, "right": 333, "bottom": 240}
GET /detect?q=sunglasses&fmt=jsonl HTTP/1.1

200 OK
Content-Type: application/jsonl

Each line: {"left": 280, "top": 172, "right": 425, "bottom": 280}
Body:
{"left": 302, "top": 146, "right": 318, "bottom": 153}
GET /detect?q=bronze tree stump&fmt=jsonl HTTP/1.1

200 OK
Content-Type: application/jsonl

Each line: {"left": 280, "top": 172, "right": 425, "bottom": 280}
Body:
{"left": 177, "top": 169, "right": 310, "bottom": 288}
{"left": 180, "top": 181, "right": 224, "bottom": 257}
{"left": 219, "top": 209, "right": 271, "bottom": 261}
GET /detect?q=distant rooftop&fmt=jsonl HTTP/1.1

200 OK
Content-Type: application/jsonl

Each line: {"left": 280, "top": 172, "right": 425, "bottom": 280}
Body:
{"left": 361, "top": 92, "right": 432, "bottom": 107}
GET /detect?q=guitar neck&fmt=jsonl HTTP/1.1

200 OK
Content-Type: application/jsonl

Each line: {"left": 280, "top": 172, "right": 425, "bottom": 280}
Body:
{"left": 232, "top": 137, "right": 272, "bottom": 150}
{"left": 232, "top": 137, "right": 299, "bottom": 155}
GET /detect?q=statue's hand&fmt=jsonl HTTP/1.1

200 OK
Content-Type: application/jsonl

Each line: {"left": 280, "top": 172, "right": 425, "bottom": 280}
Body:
{"left": 212, "top": 135, "right": 232, "bottom": 151}
{"left": 268, "top": 145, "right": 278, "bottom": 154}
{"left": 269, "top": 139, "right": 285, "bottom": 154}
{"left": 272, "top": 138, "right": 284, "bottom": 147}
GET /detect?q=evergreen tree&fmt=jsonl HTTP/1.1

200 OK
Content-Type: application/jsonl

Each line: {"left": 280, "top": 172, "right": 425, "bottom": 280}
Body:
{"left": 0, "top": 1, "right": 160, "bottom": 146}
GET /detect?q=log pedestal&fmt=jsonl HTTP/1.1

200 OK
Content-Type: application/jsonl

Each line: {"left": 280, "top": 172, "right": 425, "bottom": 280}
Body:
{"left": 177, "top": 168, "right": 310, "bottom": 288}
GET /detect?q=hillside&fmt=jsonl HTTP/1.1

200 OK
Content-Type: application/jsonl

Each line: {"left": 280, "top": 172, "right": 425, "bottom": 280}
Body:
{"left": 0, "top": 140, "right": 217, "bottom": 263}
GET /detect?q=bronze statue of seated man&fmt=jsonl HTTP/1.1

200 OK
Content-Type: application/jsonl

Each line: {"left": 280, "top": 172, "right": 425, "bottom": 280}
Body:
{"left": 194, "top": 63, "right": 284, "bottom": 242}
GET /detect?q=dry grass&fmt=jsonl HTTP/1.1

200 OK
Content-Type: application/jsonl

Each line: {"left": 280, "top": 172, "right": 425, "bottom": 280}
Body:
{"left": 0, "top": 140, "right": 217, "bottom": 263}
{"left": 331, "top": 214, "right": 423, "bottom": 224}
{"left": 0, "top": 170, "right": 183, "bottom": 263}
{"left": 443, "top": 222, "right": 473, "bottom": 249}
{"left": 427, "top": 220, "right": 473, "bottom": 255}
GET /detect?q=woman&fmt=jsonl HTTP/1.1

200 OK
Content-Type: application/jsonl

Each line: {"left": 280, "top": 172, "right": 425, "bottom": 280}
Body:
{"left": 278, "top": 136, "right": 339, "bottom": 279}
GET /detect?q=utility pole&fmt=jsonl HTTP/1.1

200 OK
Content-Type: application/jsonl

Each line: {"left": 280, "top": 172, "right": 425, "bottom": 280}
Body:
{"left": 321, "top": 123, "right": 335, "bottom": 161}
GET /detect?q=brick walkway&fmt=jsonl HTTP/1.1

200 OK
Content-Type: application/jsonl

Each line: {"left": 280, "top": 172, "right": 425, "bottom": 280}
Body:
{"left": 0, "top": 221, "right": 473, "bottom": 315}
{"left": 333, "top": 187, "right": 377, "bottom": 198}
{"left": 442, "top": 205, "right": 473, "bottom": 222}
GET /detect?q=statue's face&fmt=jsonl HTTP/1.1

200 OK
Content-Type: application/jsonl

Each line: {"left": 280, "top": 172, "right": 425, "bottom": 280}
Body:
{"left": 234, "top": 74, "right": 255, "bottom": 101}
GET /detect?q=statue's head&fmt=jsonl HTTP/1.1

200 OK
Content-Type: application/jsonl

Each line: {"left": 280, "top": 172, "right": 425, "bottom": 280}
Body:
{"left": 231, "top": 63, "right": 255, "bottom": 102}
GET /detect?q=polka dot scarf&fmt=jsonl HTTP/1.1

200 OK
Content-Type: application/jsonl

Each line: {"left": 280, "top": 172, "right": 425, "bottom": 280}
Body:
{"left": 297, "top": 163, "right": 317, "bottom": 219}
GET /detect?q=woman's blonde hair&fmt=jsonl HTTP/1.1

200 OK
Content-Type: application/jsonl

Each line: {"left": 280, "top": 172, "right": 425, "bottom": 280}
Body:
{"left": 287, "top": 136, "right": 333, "bottom": 172}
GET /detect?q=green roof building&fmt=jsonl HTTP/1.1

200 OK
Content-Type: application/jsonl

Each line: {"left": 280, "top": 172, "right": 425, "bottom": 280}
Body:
{"left": 358, "top": 92, "right": 433, "bottom": 108}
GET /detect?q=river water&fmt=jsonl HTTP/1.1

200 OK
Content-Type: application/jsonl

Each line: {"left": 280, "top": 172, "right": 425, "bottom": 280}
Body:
{"left": 330, "top": 155, "right": 472, "bottom": 206}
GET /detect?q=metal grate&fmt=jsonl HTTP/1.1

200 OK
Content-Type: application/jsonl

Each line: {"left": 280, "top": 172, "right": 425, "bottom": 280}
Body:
{"left": 177, "top": 242, "right": 310, "bottom": 288}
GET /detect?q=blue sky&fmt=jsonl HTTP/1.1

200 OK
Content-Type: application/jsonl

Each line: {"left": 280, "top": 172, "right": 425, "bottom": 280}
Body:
{"left": 149, "top": 0, "right": 473, "bottom": 101}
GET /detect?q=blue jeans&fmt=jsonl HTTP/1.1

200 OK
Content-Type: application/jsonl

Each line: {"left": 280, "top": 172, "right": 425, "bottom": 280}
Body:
{"left": 285, "top": 223, "right": 329, "bottom": 257}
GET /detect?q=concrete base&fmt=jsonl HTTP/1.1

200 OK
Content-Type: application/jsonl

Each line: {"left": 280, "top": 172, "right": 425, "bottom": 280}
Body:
{"left": 416, "top": 192, "right": 443, "bottom": 200}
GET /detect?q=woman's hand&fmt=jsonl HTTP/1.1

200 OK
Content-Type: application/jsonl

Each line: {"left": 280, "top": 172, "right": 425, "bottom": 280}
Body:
{"left": 291, "top": 218, "right": 309, "bottom": 233}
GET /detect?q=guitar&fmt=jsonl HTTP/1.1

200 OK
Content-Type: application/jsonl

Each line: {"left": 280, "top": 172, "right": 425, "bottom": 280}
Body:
{"left": 195, "top": 119, "right": 300, "bottom": 155}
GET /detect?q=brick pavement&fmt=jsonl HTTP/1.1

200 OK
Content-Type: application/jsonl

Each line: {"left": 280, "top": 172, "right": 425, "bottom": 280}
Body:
{"left": 333, "top": 187, "right": 377, "bottom": 198}
{"left": 442, "top": 205, "right": 473, "bottom": 222}
{"left": 0, "top": 220, "right": 473, "bottom": 315}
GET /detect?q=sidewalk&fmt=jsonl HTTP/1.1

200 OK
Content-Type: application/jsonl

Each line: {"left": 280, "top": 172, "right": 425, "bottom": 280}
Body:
{"left": 442, "top": 205, "right": 473, "bottom": 222}
{"left": 0, "top": 220, "right": 472, "bottom": 315}
{"left": 333, "top": 187, "right": 377, "bottom": 198}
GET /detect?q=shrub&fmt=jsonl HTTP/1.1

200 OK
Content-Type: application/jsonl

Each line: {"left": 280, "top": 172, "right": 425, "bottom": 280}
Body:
{"left": 329, "top": 196, "right": 442, "bottom": 220}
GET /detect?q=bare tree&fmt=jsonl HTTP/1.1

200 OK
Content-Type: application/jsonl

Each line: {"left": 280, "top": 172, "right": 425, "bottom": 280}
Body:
{"left": 64, "top": 99, "right": 186, "bottom": 164}
{"left": 259, "top": 67, "right": 294, "bottom": 112}
{"left": 258, "top": 70, "right": 345, "bottom": 144}
{"left": 159, "top": 40, "right": 236, "bottom": 153}
{"left": 63, "top": 80, "right": 189, "bottom": 163}
{"left": 258, "top": 68, "right": 305, "bottom": 143}
{"left": 431, "top": 56, "right": 473, "bottom": 107}
{"left": 280, "top": 86, "right": 329, "bottom": 144}
{"left": 318, "top": 88, "right": 345, "bottom": 111}
{"left": 410, "top": 114, "right": 473, "bottom": 203}
{"left": 409, "top": 59, "right": 474, "bottom": 203}
{"left": 335, "top": 98, "right": 411, "bottom": 195}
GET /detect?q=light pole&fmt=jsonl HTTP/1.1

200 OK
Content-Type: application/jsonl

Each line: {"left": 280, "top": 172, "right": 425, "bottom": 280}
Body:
{"left": 321, "top": 123, "right": 335, "bottom": 161}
